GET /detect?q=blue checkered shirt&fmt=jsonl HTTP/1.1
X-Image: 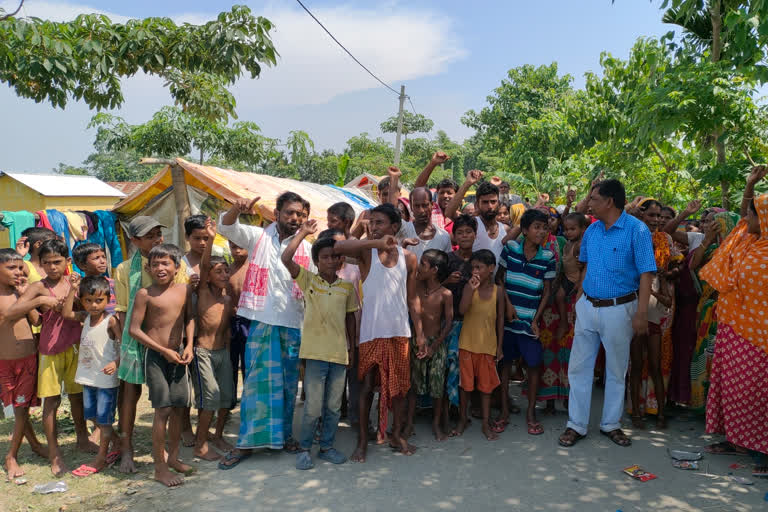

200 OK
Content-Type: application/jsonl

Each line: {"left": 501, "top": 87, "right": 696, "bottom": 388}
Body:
{"left": 580, "top": 211, "right": 656, "bottom": 299}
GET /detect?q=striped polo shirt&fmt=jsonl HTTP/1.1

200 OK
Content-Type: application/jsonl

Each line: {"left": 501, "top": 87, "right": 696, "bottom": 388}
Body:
{"left": 499, "top": 237, "right": 557, "bottom": 338}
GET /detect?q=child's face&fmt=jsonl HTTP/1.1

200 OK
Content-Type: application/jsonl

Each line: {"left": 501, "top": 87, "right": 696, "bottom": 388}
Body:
{"left": 0, "top": 260, "right": 24, "bottom": 287}
{"left": 132, "top": 227, "right": 164, "bottom": 256}
{"left": 41, "top": 253, "right": 69, "bottom": 280}
{"left": 523, "top": 220, "right": 549, "bottom": 246}
{"left": 326, "top": 214, "right": 349, "bottom": 233}
{"left": 416, "top": 259, "right": 436, "bottom": 281}
{"left": 148, "top": 255, "right": 178, "bottom": 285}
{"left": 315, "top": 247, "right": 342, "bottom": 276}
{"left": 84, "top": 250, "right": 108, "bottom": 275}
{"left": 563, "top": 219, "right": 584, "bottom": 242}
{"left": 209, "top": 262, "right": 231, "bottom": 289}
{"left": 228, "top": 241, "right": 248, "bottom": 263}
{"left": 186, "top": 228, "right": 209, "bottom": 256}
{"left": 470, "top": 261, "right": 493, "bottom": 283}
{"left": 453, "top": 225, "right": 475, "bottom": 250}
{"left": 497, "top": 205, "right": 510, "bottom": 225}
{"left": 81, "top": 291, "right": 108, "bottom": 316}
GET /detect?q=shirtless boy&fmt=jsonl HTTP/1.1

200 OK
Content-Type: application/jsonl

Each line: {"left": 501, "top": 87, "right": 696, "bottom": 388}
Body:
{"left": 334, "top": 203, "right": 423, "bottom": 462}
{"left": 405, "top": 249, "right": 453, "bottom": 441}
{"left": 128, "top": 244, "right": 195, "bottom": 487}
{"left": 227, "top": 239, "right": 249, "bottom": 408}
{"left": 0, "top": 249, "right": 51, "bottom": 481}
{"left": 192, "top": 219, "right": 235, "bottom": 460}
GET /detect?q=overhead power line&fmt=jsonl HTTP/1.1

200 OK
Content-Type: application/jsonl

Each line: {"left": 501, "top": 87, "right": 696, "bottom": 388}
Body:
{"left": 295, "top": 0, "right": 401, "bottom": 97}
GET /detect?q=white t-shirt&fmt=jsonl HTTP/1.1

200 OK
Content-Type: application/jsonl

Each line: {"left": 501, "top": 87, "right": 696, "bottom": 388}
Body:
{"left": 75, "top": 314, "right": 119, "bottom": 389}
{"left": 473, "top": 220, "right": 507, "bottom": 263}
{"left": 400, "top": 221, "right": 452, "bottom": 261}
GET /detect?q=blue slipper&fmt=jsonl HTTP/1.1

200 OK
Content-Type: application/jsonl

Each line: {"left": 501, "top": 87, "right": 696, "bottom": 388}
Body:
{"left": 218, "top": 450, "right": 250, "bottom": 470}
{"left": 318, "top": 448, "right": 347, "bottom": 465}
{"left": 295, "top": 451, "right": 314, "bottom": 470}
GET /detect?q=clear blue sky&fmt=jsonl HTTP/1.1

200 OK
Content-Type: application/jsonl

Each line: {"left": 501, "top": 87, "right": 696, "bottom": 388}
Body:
{"left": 0, "top": 0, "right": 672, "bottom": 173}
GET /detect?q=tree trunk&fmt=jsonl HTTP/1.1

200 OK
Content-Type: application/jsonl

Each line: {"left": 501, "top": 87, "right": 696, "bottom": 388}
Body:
{"left": 710, "top": 1, "right": 729, "bottom": 209}
{"left": 199, "top": 146, "right": 204, "bottom": 165}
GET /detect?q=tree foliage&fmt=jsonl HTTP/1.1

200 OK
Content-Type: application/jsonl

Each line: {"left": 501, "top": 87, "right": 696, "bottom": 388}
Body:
{"left": 380, "top": 111, "right": 434, "bottom": 139}
{"left": 0, "top": 5, "right": 276, "bottom": 122}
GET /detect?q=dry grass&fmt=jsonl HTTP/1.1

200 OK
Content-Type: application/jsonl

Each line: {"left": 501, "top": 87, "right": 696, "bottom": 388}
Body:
{"left": 1, "top": 395, "right": 239, "bottom": 512}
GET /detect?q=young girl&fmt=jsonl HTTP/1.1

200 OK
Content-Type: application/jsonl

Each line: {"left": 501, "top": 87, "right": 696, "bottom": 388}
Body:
{"left": 497, "top": 203, "right": 511, "bottom": 227}
{"left": 62, "top": 274, "right": 121, "bottom": 477}
{"left": 630, "top": 199, "right": 675, "bottom": 429}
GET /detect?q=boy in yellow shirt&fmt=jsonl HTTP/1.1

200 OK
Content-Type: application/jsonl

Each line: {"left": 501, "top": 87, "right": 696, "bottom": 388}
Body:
{"left": 280, "top": 219, "right": 357, "bottom": 470}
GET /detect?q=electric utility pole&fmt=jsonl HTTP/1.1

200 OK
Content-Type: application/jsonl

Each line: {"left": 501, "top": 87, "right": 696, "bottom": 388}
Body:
{"left": 393, "top": 85, "right": 406, "bottom": 166}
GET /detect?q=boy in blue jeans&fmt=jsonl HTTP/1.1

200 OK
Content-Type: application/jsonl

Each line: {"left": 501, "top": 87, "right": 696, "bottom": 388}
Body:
{"left": 281, "top": 219, "right": 358, "bottom": 470}
{"left": 496, "top": 209, "right": 556, "bottom": 436}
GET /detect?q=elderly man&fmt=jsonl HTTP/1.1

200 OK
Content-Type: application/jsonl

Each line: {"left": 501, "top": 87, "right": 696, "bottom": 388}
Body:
{"left": 558, "top": 179, "right": 656, "bottom": 448}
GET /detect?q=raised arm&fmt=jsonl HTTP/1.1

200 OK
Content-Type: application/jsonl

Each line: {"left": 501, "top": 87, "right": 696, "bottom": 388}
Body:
{"left": 459, "top": 276, "right": 479, "bottom": 316}
{"left": 281, "top": 220, "right": 317, "bottom": 279}
{"left": 562, "top": 189, "right": 576, "bottom": 217}
{"left": 387, "top": 166, "right": 402, "bottom": 207}
{"left": 334, "top": 235, "right": 389, "bottom": 260}
{"left": 199, "top": 218, "right": 218, "bottom": 287}
{"left": 664, "top": 200, "right": 702, "bottom": 245}
{"left": 742, "top": 165, "right": 767, "bottom": 218}
{"left": 61, "top": 274, "right": 86, "bottom": 323}
{"left": 445, "top": 170, "right": 483, "bottom": 221}
{"left": 689, "top": 221, "right": 720, "bottom": 270}
{"left": 220, "top": 196, "right": 261, "bottom": 226}
{"left": 414, "top": 152, "right": 449, "bottom": 189}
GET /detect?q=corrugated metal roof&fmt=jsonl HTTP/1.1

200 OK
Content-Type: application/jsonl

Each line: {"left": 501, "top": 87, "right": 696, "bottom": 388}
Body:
{"left": 2, "top": 172, "right": 125, "bottom": 198}
{"left": 107, "top": 181, "right": 144, "bottom": 195}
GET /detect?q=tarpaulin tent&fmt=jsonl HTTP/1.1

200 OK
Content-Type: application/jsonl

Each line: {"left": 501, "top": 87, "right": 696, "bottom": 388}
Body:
{"left": 112, "top": 158, "right": 377, "bottom": 249}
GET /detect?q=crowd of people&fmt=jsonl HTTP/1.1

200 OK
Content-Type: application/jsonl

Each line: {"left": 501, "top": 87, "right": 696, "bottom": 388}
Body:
{"left": 0, "top": 152, "right": 766, "bottom": 487}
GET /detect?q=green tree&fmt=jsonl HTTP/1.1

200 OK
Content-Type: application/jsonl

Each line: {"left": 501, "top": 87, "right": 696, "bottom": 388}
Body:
{"left": 380, "top": 111, "right": 434, "bottom": 140}
{"left": 89, "top": 107, "right": 275, "bottom": 168}
{"left": 0, "top": 5, "right": 276, "bottom": 121}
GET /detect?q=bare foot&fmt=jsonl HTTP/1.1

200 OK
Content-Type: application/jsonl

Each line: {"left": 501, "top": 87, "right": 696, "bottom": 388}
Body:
{"left": 432, "top": 423, "right": 447, "bottom": 441}
{"left": 88, "top": 428, "right": 101, "bottom": 446}
{"left": 30, "top": 442, "right": 49, "bottom": 459}
{"left": 481, "top": 424, "right": 499, "bottom": 441}
{"left": 119, "top": 451, "right": 137, "bottom": 474}
{"left": 350, "top": 444, "right": 367, "bottom": 463}
{"left": 212, "top": 437, "right": 234, "bottom": 452}
{"left": 4, "top": 455, "right": 24, "bottom": 481}
{"left": 169, "top": 458, "right": 195, "bottom": 475}
{"left": 375, "top": 430, "right": 389, "bottom": 445}
{"left": 451, "top": 418, "right": 469, "bottom": 437}
{"left": 181, "top": 431, "right": 196, "bottom": 448}
{"left": 402, "top": 424, "right": 415, "bottom": 439}
{"left": 155, "top": 467, "right": 184, "bottom": 487}
{"left": 50, "top": 453, "right": 68, "bottom": 477}
{"left": 392, "top": 435, "right": 416, "bottom": 456}
{"left": 194, "top": 443, "right": 221, "bottom": 462}
{"left": 77, "top": 437, "right": 99, "bottom": 454}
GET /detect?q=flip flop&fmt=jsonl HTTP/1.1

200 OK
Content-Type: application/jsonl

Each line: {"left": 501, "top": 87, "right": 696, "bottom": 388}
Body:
{"left": 105, "top": 450, "right": 121, "bottom": 465}
{"left": 527, "top": 421, "right": 544, "bottom": 436}
{"left": 217, "top": 450, "right": 251, "bottom": 470}
{"left": 491, "top": 418, "right": 509, "bottom": 432}
{"left": 72, "top": 464, "right": 100, "bottom": 477}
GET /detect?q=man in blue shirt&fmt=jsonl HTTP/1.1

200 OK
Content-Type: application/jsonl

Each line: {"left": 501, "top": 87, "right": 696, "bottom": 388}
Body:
{"left": 558, "top": 179, "right": 656, "bottom": 449}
